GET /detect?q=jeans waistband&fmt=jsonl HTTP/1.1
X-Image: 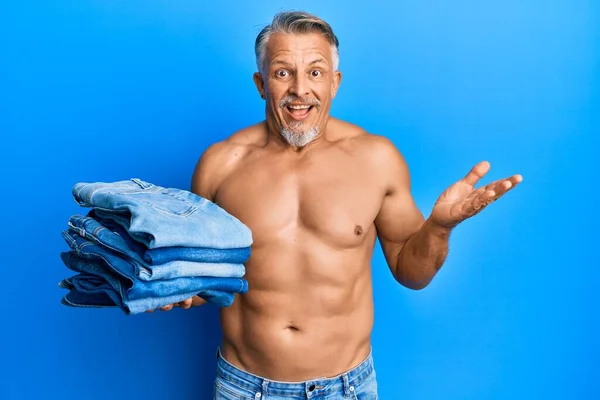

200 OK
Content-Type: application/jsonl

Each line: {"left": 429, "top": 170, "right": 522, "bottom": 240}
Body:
{"left": 216, "top": 347, "right": 374, "bottom": 398}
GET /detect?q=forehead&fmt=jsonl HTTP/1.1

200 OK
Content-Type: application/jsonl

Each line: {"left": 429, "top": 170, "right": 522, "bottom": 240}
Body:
{"left": 265, "top": 32, "right": 332, "bottom": 62}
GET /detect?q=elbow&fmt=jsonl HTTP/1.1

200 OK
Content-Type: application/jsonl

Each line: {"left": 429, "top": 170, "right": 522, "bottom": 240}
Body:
{"left": 392, "top": 257, "right": 442, "bottom": 290}
{"left": 393, "top": 265, "right": 435, "bottom": 290}
{"left": 398, "top": 278, "right": 432, "bottom": 291}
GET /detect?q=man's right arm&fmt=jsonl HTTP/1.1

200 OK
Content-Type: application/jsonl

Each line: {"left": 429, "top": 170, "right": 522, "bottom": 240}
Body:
{"left": 191, "top": 141, "right": 231, "bottom": 201}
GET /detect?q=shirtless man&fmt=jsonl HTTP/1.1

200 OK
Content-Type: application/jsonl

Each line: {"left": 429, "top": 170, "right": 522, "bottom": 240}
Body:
{"left": 153, "top": 11, "right": 522, "bottom": 399}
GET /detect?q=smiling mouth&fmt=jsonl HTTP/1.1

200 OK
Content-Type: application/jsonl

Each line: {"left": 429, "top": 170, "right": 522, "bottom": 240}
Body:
{"left": 285, "top": 104, "right": 314, "bottom": 119}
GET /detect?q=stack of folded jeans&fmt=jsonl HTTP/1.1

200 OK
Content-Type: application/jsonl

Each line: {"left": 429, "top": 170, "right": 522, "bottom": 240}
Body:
{"left": 58, "top": 178, "right": 253, "bottom": 315}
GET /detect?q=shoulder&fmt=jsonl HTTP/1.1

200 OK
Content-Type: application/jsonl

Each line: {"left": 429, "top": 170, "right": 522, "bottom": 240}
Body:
{"left": 329, "top": 118, "right": 410, "bottom": 191}
{"left": 330, "top": 118, "right": 408, "bottom": 166}
{"left": 191, "top": 122, "right": 266, "bottom": 200}
{"left": 359, "top": 134, "right": 410, "bottom": 192}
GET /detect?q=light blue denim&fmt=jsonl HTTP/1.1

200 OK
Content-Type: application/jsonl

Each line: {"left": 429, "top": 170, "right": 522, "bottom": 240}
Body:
{"left": 72, "top": 178, "right": 253, "bottom": 249}
{"left": 86, "top": 210, "right": 251, "bottom": 265}
{"left": 58, "top": 274, "right": 228, "bottom": 314}
{"left": 214, "top": 348, "right": 378, "bottom": 399}
{"left": 60, "top": 231, "right": 248, "bottom": 310}
{"left": 68, "top": 214, "right": 246, "bottom": 281}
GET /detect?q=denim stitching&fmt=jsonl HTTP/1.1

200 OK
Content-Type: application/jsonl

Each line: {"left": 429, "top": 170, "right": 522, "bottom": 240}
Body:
{"left": 215, "top": 379, "right": 248, "bottom": 399}
{"left": 217, "top": 370, "right": 258, "bottom": 393}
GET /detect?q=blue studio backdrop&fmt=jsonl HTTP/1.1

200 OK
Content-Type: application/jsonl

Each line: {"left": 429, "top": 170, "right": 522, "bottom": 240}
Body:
{"left": 1, "top": 1, "right": 598, "bottom": 399}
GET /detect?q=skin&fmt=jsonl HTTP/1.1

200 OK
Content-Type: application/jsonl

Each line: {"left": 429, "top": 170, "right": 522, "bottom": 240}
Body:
{"left": 149, "top": 32, "right": 523, "bottom": 381}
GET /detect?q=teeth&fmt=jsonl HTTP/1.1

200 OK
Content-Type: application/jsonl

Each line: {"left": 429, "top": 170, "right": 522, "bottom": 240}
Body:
{"left": 288, "top": 105, "right": 311, "bottom": 110}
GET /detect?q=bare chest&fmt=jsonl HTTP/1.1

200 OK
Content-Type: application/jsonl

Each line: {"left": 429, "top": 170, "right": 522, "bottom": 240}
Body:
{"left": 215, "top": 154, "right": 385, "bottom": 249}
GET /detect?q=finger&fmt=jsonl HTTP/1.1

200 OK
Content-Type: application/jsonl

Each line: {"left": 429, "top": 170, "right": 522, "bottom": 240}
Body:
{"left": 179, "top": 298, "right": 193, "bottom": 310}
{"left": 487, "top": 174, "right": 523, "bottom": 189}
{"left": 463, "top": 185, "right": 487, "bottom": 201}
{"left": 160, "top": 304, "right": 174, "bottom": 312}
{"left": 462, "top": 161, "right": 490, "bottom": 187}
{"left": 510, "top": 174, "right": 523, "bottom": 184}
{"left": 479, "top": 189, "right": 497, "bottom": 207}
{"left": 463, "top": 189, "right": 495, "bottom": 215}
{"left": 486, "top": 174, "right": 523, "bottom": 198}
{"left": 191, "top": 296, "right": 207, "bottom": 307}
{"left": 146, "top": 309, "right": 155, "bottom": 313}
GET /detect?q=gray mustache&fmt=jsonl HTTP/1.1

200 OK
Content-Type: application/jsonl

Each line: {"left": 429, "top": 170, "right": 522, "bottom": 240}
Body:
{"left": 279, "top": 96, "right": 321, "bottom": 108}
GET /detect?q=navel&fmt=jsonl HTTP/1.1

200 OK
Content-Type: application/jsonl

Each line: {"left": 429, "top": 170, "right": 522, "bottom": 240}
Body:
{"left": 285, "top": 325, "right": 300, "bottom": 332}
{"left": 354, "top": 225, "right": 363, "bottom": 235}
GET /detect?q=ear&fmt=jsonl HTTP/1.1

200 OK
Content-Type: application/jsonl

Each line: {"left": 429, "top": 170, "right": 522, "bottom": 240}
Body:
{"left": 253, "top": 72, "right": 266, "bottom": 99}
{"left": 331, "top": 70, "right": 342, "bottom": 99}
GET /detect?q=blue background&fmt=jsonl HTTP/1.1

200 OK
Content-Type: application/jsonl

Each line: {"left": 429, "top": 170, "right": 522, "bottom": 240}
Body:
{"left": 1, "top": 1, "right": 598, "bottom": 399}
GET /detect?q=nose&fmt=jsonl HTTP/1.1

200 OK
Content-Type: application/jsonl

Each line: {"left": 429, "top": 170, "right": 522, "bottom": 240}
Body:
{"left": 290, "top": 73, "right": 310, "bottom": 97}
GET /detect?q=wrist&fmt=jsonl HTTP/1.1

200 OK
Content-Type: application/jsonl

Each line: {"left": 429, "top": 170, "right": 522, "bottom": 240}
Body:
{"left": 424, "top": 218, "right": 453, "bottom": 238}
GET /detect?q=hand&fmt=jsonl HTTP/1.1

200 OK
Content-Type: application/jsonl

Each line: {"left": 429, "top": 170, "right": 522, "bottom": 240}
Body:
{"left": 430, "top": 161, "right": 522, "bottom": 229}
{"left": 145, "top": 295, "right": 207, "bottom": 313}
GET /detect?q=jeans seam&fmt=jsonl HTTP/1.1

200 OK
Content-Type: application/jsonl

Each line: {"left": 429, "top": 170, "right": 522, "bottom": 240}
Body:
{"left": 215, "top": 380, "right": 244, "bottom": 398}
{"left": 216, "top": 370, "right": 257, "bottom": 393}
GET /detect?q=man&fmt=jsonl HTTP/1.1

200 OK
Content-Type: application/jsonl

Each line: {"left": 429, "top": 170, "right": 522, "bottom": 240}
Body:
{"left": 152, "top": 11, "right": 522, "bottom": 399}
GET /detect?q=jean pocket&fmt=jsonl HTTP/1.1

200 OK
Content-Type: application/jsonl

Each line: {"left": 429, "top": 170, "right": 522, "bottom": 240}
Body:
{"left": 214, "top": 377, "right": 255, "bottom": 400}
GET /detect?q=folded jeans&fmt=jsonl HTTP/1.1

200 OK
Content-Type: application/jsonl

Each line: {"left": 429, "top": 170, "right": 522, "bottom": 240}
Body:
{"left": 67, "top": 215, "right": 247, "bottom": 281}
{"left": 59, "top": 275, "right": 235, "bottom": 314}
{"left": 71, "top": 178, "right": 253, "bottom": 249}
{"left": 86, "top": 209, "right": 251, "bottom": 264}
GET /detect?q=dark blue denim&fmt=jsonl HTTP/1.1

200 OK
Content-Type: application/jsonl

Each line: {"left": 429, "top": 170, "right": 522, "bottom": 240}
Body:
{"left": 59, "top": 275, "right": 121, "bottom": 308}
{"left": 58, "top": 274, "right": 227, "bottom": 314}
{"left": 68, "top": 214, "right": 247, "bottom": 281}
{"left": 72, "top": 178, "right": 253, "bottom": 249}
{"left": 144, "top": 245, "right": 250, "bottom": 265}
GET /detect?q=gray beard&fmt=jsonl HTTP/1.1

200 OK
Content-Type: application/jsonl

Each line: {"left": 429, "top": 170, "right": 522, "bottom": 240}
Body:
{"left": 281, "top": 125, "right": 319, "bottom": 148}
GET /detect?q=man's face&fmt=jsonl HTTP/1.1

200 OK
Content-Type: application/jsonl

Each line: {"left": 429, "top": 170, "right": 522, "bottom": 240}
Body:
{"left": 254, "top": 32, "right": 341, "bottom": 147}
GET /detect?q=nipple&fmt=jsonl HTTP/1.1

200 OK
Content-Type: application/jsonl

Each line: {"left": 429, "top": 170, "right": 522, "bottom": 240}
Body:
{"left": 354, "top": 225, "right": 363, "bottom": 235}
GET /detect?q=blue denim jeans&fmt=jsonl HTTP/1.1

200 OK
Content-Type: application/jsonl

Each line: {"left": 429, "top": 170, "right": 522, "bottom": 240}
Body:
{"left": 84, "top": 210, "right": 251, "bottom": 265}
{"left": 214, "top": 349, "right": 378, "bottom": 399}
{"left": 59, "top": 231, "right": 248, "bottom": 313}
{"left": 68, "top": 214, "right": 247, "bottom": 281}
{"left": 58, "top": 274, "right": 221, "bottom": 314}
{"left": 72, "top": 178, "right": 253, "bottom": 249}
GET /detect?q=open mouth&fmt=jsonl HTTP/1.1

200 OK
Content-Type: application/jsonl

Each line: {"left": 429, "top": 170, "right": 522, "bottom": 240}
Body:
{"left": 285, "top": 104, "right": 314, "bottom": 120}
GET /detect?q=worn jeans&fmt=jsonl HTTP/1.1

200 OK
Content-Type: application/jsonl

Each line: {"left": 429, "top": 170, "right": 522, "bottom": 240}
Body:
{"left": 58, "top": 274, "right": 221, "bottom": 314}
{"left": 59, "top": 231, "right": 248, "bottom": 313}
{"left": 68, "top": 214, "right": 246, "bottom": 281}
{"left": 214, "top": 348, "right": 378, "bottom": 399}
{"left": 84, "top": 210, "right": 251, "bottom": 265}
{"left": 72, "top": 178, "right": 253, "bottom": 249}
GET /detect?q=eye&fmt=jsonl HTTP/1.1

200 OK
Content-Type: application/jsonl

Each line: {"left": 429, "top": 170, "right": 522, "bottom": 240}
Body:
{"left": 311, "top": 70, "right": 322, "bottom": 78}
{"left": 275, "top": 70, "right": 290, "bottom": 78}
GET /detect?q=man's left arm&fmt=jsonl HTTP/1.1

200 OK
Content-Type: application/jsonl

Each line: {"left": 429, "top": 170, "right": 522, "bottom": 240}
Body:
{"left": 374, "top": 140, "right": 522, "bottom": 290}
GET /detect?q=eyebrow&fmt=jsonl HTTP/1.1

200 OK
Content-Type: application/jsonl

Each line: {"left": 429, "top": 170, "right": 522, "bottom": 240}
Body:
{"left": 270, "top": 58, "right": 329, "bottom": 67}
{"left": 270, "top": 60, "right": 292, "bottom": 67}
{"left": 309, "top": 58, "right": 327, "bottom": 65}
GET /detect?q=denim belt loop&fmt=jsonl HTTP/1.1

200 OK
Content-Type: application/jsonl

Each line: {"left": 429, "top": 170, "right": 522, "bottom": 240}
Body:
{"left": 130, "top": 178, "right": 152, "bottom": 189}
{"left": 260, "top": 379, "right": 269, "bottom": 398}
{"left": 342, "top": 373, "right": 351, "bottom": 397}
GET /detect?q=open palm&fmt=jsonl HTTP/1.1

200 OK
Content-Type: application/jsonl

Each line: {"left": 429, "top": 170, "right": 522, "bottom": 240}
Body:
{"left": 430, "top": 161, "right": 523, "bottom": 229}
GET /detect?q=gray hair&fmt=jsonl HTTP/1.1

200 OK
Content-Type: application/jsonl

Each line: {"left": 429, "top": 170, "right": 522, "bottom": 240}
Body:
{"left": 255, "top": 11, "right": 340, "bottom": 74}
